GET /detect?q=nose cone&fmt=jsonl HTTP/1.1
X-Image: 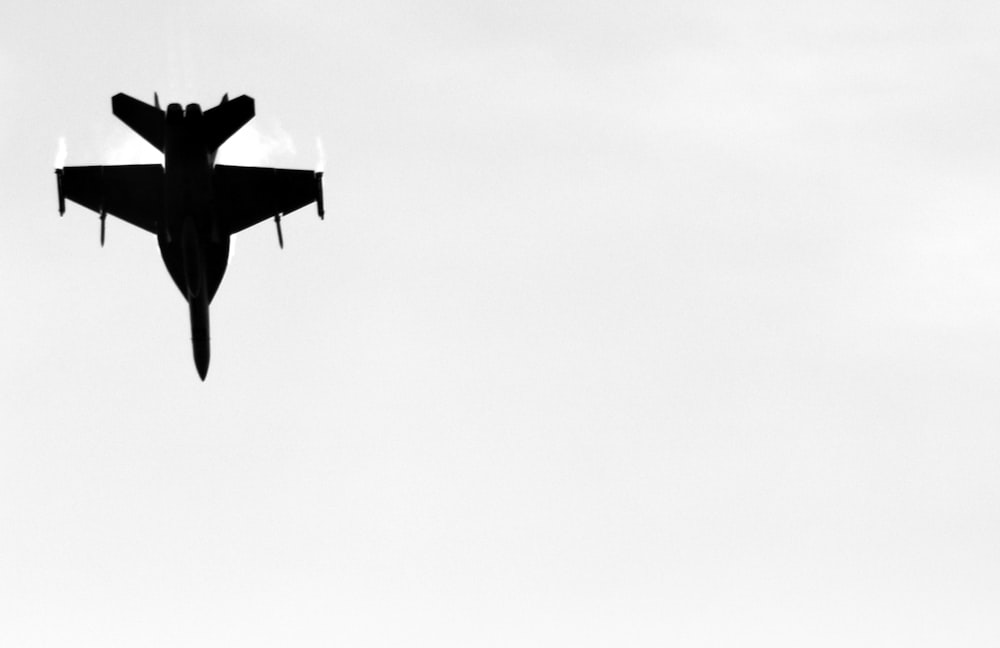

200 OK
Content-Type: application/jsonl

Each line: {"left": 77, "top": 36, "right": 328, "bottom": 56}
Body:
{"left": 193, "top": 337, "right": 210, "bottom": 381}
{"left": 189, "top": 291, "right": 211, "bottom": 381}
{"left": 194, "top": 342, "right": 209, "bottom": 381}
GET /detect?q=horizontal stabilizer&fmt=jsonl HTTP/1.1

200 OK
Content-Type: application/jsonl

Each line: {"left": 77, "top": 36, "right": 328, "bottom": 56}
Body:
{"left": 111, "top": 93, "right": 165, "bottom": 152}
{"left": 203, "top": 95, "right": 255, "bottom": 151}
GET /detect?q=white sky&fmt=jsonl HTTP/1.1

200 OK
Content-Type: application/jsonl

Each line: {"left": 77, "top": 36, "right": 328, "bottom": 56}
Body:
{"left": 3, "top": 1, "right": 1000, "bottom": 646}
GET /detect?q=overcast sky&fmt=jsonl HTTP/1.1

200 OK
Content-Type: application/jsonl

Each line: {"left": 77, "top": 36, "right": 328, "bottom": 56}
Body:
{"left": 3, "top": 1, "right": 1000, "bottom": 646}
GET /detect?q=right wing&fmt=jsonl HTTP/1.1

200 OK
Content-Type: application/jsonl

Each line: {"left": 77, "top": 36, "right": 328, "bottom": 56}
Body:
{"left": 57, "top": 164, "right": 164, "bottom": 235}
{"left": 213, "top": 164, "right": 323, "bottom": 235}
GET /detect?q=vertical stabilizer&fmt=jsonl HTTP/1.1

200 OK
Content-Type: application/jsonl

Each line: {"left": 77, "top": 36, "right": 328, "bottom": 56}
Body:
{"left": 111, "top": 93, "right": 165, "bottom": 152}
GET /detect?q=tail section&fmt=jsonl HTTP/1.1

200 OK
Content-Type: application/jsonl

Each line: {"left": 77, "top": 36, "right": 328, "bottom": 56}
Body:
{"left": 111, "top": 92, "right": 254, "bottom": 155}
{"left": 202, "top": 95, "right": 255, "bottom": 151}
{"left": 111, "top": 93, "right": 165, "bottom": 152}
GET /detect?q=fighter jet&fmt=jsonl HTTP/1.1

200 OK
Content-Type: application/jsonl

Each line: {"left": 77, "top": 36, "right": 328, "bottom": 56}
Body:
{"left": 55, "top": 93, "right": 324, "bottom": 380}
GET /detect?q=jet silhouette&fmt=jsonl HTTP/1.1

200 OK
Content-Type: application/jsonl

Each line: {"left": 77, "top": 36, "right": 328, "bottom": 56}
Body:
{"left": 55, "top": 93, "right": 324, "bottom": 380}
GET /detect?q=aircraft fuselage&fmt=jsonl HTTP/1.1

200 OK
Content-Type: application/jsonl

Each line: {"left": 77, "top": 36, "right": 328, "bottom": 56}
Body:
{"left": 158, "top": 102, "right": 230, "bottom": 379}
{"left": 56, "top": 92, "right": 324, "bottom": 380}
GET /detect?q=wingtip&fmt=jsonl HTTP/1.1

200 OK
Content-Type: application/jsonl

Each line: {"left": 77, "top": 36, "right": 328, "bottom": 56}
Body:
{"left": 55, "top": 168, "right": 65, "bottom": 215}
{"left": 315, "top": 172, "right": 325, "bottom": 219}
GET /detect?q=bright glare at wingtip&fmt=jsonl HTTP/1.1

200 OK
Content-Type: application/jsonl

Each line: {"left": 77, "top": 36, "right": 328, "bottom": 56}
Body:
{"left": 54, "top": 136, "right": 67, "bottom": 169}
{"left": 316, "top": 136, "right": 326, "bottom": 173}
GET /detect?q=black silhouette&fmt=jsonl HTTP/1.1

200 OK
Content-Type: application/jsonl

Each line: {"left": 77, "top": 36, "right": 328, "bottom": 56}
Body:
{"left": 55, "top": 93, "right": 324, "bottom": 380}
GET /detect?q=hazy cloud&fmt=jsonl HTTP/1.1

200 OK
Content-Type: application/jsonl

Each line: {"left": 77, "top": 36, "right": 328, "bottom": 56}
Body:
{"left": 215, "top": 121, "right": 296, "bottom": 166}
{"left": 102, "top": 122, "right": 297, "bottom": 166}
{"left": 103, "top": 131, "right": 161, "bottom": 165}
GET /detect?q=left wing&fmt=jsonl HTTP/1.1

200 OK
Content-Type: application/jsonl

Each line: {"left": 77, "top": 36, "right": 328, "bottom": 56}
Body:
{"left": 213, "top": 164, "right": 323, "bottom": 235}
{"left": 57, "top": 164, "right": 164, "bottom": 234}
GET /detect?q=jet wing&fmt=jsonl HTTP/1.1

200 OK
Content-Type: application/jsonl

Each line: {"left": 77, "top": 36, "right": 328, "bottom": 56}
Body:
{"left": 57, "top": 164, "right": 163, "bottom": 234}
{"left": 213, "top": 164, "right": 322, "bottom": 235}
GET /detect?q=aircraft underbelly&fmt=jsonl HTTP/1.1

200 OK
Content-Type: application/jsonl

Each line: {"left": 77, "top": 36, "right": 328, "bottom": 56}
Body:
{"left": 161, "top": 165, "right": 229, "bottom": 303}
{"left": 159, "top": 229, "right": 229, "bottom": 303}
